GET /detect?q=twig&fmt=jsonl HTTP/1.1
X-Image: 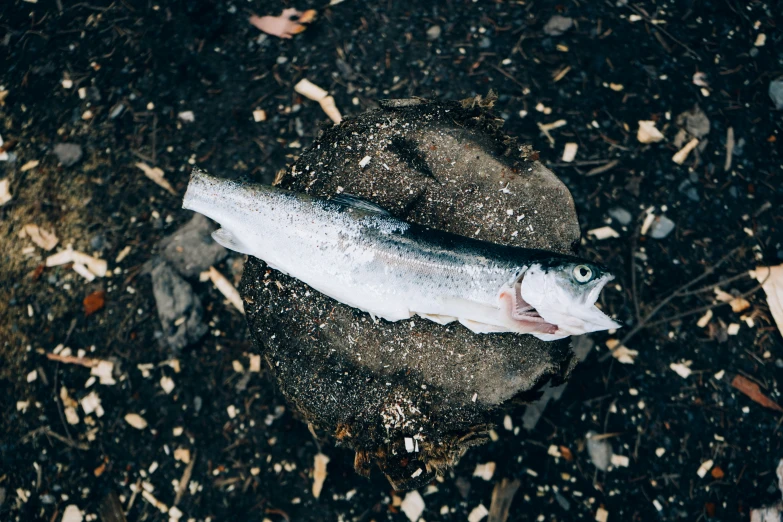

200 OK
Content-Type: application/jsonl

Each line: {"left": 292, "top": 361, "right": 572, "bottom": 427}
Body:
{"left": 46, "top": 352, "right": 100, "bottom": 367}
{"left": 600, "top": 247, "right": 744, "bottom": 362}
{"left": 174, "top": 451, "right": 196, "bottom": 506}
{"left": 626, "top": 3, "right": 702, "bottom": 60}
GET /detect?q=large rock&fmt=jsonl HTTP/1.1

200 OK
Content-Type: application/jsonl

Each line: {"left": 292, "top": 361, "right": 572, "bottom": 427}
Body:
{"left": 239, "top": 96, "right": 582, "bottom": 490}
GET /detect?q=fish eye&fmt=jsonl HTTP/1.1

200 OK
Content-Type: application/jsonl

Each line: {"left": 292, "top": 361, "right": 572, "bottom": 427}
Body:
{"left": 573, "top": 265, "right": 593, "bottom": 283}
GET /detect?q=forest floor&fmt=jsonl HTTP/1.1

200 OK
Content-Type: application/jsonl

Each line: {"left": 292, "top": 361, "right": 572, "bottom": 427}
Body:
{"left": 1, "top": 0, "right": 781, "bottom": 521}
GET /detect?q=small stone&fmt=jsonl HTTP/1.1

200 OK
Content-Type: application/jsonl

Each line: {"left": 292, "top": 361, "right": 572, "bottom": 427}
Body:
{"left": 586, "top": 431, "right": 612, "bottom": 471}
{"left": 53, "top": 143, "right": 83, "bottom": 167}
{"left": 769, "top": 78, "right": 783, "bottom": 110}
{"left": 426, "top": 25, "right": 441, "bottom": 41}
{"left": 158, "top": 214, "right": 227, "bottom": 278}
{"left": 124, "top": 413, "right": 148, "bottom": 430}
{"left": 543, "top": 15, "right": 573, "bottom": 36}
{"left": 649, "top": 215, "right": 675, "bottom": 239}
{"left": 608, "top": 207, "right": 632, "bottom": 226}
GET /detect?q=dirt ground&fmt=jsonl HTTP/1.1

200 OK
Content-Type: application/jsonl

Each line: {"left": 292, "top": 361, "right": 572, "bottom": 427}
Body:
{"left": 1, "top": 0, "right": 781, "bottom": 521}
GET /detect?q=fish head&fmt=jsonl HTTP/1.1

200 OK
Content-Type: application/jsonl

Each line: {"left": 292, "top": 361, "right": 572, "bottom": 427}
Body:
{"left": 512, "top": 260, "right": 620, "bottom": 337}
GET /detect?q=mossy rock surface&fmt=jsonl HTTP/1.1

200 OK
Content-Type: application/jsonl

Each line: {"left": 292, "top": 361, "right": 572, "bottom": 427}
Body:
{"left": 239, "top": 98, "right": 581, "bottom": 490}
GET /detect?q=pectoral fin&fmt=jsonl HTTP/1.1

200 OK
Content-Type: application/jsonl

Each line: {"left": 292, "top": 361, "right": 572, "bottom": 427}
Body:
{"left": 416, "top": 312, "right": 457, "bottom": 325}
{"left": 212, "top": 228, "right": 251, "bottom": 255}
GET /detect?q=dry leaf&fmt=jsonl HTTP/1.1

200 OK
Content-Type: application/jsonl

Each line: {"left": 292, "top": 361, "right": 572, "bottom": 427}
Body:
{"left": 312, "top": 453, "right": 329, "bottom": 498}
{"left": 731, "top": 375, "right": 783, "bottom": 413}
{"left": 750, "top": 265, "right": 783, "bottom": 335}
{"left": 249, "top": 8, "right": 316, "bottom": 39}
{"left": 83, "top": 290, "right": 105, "bottom": 316}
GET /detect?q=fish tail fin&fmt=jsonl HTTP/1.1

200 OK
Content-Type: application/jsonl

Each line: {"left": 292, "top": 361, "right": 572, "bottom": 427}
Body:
{"left": 212, "top": 228, "right": 252, "bottom": 255}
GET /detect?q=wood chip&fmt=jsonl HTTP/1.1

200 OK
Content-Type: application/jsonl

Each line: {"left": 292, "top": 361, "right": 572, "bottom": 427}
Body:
{"left": 0, "top": 178, "right": 12, "bottom": 206}
{"left": 473, "top": 462, "right": 496, "bottom": 481}
{"left": 606, "top": 339, "right": 637, "bottom": 364}
{"left": 696, "top": 459, "right": 714, "bottom": 478}
{"left": 400, "top": 491, "right": 425, "bottom": 522}
{"left": 91, "top": 360, "right": 116, "bottom": 385}
{"left": 253, "top": 109, "right": 267, "bottom": 122}
{"left": 468, "top": 504, "right": 490, "bottom": 522}
{"left": 174, "top": 447, "right": 191, "bottom": 464}
{"left": 319, "top": 95, "right": 342, "bottom": 124}
{"left": 249, "top": 8, "right": 314, "bottom": 39}
{"left": 731, "top": 375, "right": 783, "bottom": 413}
{"left": 750, "top": 265, "right": 783, "bottom": 335}
{"left": 208, "top": 266, "right": 245, "bottom": 314}
{"left": 124, "top": 413, "right": 148, "bottom": 430}
{"left": 488, "top": 478, "right": 521, "bottom": 522}
{"left": 587, "top": 226, "right": 620, "bottom": 240}
{"left": 697, "top": 309, "right": 713, "bottom": 327}
{"left": 20, "top": 159, "right": 40, "bottom": 172}
{"left": 23, "top": 224, "right": 59, "bottom": 251}
{"left": 136, "top": 162, "right": 177, "bottom": 195}
{"left": 312, "top": 453, "right": 330, "bottom": 498}
{"left": 724, "top": 127, "right": 734, "bottom": 171}
{"left": 670, "top": 362, "right": 692, "bottom": 379}
{"left": 294, "top": 79, "right": 329, "bottom": 102}
{"left": 637, "top": 120, "right": 664, "bottom": 143}
{"left": 62, "top": 505, "right": 83, "bottom": 522}
{"left": 561, "top": 142, "right": 578, "bottom": 162}
{"left": 249, "top": 354, "right": 261, "bottom": 372}
{"left": 672, "top": 138, "right": 699, "bottom": 165}
{"left": 595, "top": 507, "right": 609, "bottom": 522}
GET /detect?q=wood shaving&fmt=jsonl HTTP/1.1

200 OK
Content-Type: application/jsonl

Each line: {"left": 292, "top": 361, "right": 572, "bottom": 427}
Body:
{"left": 208, "top": 266, "right": 244, "bottom": 314}
{"left": 312, "top": 453, "right": 330, "bottom": 498}
{"left": 672, "top": 138, "right": 699, "bottom": 165}
{"left": 561, "top": 142, "right": 578, "bottom": 162}
{"left": 124, "top": 413, "right": 148, "bottom": 430}
{"left": 587, "top": 226, "right": 620, "bottom": 240}
{"left": 23, "top": 224, "right": 59, "bottom": 251}
{"left": 0, "top": 178, "right": 12, "bottom": 206}
{"left": 136, "top": 162, "right": 177, "bottom": 195}
{"left": 750, "top": 265, "right": 783, "bottom": 335}
{"left": 473, "top": 462, "right": 496, "bottom": 481}
{"left": 20, "top": 159, "right": 40, "bottom": 172}
{"left": 670, "top": 362, "right": 692, "bottom": 379}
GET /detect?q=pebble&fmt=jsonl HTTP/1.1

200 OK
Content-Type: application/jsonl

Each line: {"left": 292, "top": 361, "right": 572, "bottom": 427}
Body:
{"left": 608, "top": 207, "right": 632, "bottom": 225}
{"left": 53, "top": 143, "right": 83, "bottom": 167}
{"left": 148, "top": 259, "right": 207, "bottom": 350}
{"left": 769, "top": 78, "right": 783, "bottom": 110}
{"left": 426, "top": 25, "right": 441, "bottom": 41}
{"left": 649, "top": 215, "right": 675, "bottom": 239}
{"left": 586, "top": 431, "right": 612, "bottom": 471}
{"left": 543, "top": 15, "right": 573, "bottom": 36}
{"left": 158, "top": 214, "right": 227, "bottom": 278}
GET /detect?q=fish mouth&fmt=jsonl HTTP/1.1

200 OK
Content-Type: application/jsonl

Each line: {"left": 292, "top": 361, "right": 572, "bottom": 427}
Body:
{"left": 507, "top": 279, "right": 559, "bottom": 335}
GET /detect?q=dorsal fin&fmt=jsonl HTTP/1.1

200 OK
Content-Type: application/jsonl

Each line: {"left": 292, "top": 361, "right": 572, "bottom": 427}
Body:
{"left": 331, "top": 194, "right": 390, "bottom": 216}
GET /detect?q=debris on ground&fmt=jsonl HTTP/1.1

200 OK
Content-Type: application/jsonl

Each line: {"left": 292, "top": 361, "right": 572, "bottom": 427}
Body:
{"left": 731, "top": 375, "right": 783, "bottom": 413}
{"left": 400, "top": 490, "right": 425, "bottom": 522}
{"left": 637, "top": 120, "right": 665, "bottom": 144}
{"left": 249, "top": 8, "right": 317, "bottom": 39}
{"left": 751, "top": 265, "right": 783, "bottom": 334}
{"left": 587, "top": 226, "right": 619, "bottom": 240}
{"left": 586, "top": 432, "right": 613, "bottom": 471}
{"left": 53, "top": 143, "right": 83, "bottom": 167}
{"left": 21, "top": 224, "right": 58, "bottom": 250}
{"left": 148, "top": 260, "right": 207, "bottom": 350}
{"left": 672, "top": 138, "right": 699, "bottom": 165}
{"left": 294, "top": 79, "right": 342, "bottom": 124}
{"left": 543, "top": 15, "right": 573, "bottom": 36}
{"left": 158, "top": 214, "right": 227, "bottom": 278}
{"left": 0, "top": 178, "right": 11, "bottom": 205}
{"left": 312, "top": 453, "right": 329, "bottom": 498}
{"left": 473, "top": 462, "right": 496, "bottom": 481}
{"left": 487, "top": 478, "right": 520, "bottom": 522}
{"left": 206, "top": 266, "right": 244, "bottom": 314}
{"left": 646, "top": 214, "right": 675, "bottom": 239}
{"left": 136, "top": 162, "right": 177, "bottom": 195}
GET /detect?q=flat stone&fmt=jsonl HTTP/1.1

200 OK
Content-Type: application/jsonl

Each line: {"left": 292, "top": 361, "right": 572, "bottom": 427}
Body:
{"left": 240, "top": 97, "right": 581, "bottom": 491}
{"left": 770, "top": 78, "right": 783, "bottom": 110}
{"left": 159, "top": 214, "right": 227, "bottom": 278}
{"left": 148, "top": 259, "right": 207, "bottom": 351}
{"left": 608, "top": 207, "right": 632, "bottom": 226}
{"left": 53, "top": 143, "right": 83, "bottom": 167}
{"left": 543, "top": 15, "right": 573, "bottom": 36}
{"left": 650, "top": 215, "right": 676, "bottom": 239}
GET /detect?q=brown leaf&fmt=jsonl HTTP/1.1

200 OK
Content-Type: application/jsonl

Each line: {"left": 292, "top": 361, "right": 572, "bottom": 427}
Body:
{"left": 711, "top": 466, "right": 724, "bottom": 479}
{"left": 559, "top": 445, "right": 573, "bottom": 462}
{"left": 83, "top": 290, "right": 105, "bottom": 316}
{"left": 731, "top": 375, "right": 783, "bottom": 413}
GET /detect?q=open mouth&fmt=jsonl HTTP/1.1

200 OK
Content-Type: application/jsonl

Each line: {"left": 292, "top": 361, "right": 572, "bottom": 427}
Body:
{"left": 507, "top": 279, "right": 559, "bottom": 334}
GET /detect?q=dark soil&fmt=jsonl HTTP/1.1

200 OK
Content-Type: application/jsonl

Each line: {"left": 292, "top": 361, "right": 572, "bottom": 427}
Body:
{"left": 1, "top": 1, "right": 781, "bottom": 521}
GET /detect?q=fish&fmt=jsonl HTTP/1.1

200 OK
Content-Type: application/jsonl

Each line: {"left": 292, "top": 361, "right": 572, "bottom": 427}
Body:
{"left": 183, "top": 169, "right": 620, "bottom": 341}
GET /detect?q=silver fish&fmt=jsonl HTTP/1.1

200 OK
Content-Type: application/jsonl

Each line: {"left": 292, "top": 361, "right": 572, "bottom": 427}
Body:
{"left": 183, "top": 169, "right": 620, "bottom": 341}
